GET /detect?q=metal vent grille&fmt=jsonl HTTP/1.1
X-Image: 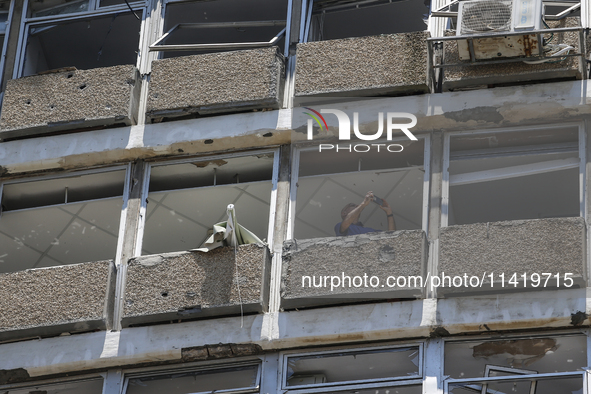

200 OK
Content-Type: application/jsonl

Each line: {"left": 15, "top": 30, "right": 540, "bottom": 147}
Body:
{"left": 460, "top": 0, "right": 513, "bottom": 34}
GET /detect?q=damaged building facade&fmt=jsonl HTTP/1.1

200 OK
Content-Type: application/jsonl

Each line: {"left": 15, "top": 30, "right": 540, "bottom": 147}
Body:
{"left": 0, "top": 0, "right": 591, "bottom": 392}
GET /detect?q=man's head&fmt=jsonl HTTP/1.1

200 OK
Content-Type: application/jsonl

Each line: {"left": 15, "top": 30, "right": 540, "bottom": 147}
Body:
{"left": 341, "top": 203, "right": 358, "bottom": 220}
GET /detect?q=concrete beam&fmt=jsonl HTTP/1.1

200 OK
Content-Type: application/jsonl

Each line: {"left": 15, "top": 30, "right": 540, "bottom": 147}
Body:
{"left": 0, "top": 288, "right": 587, "bottom": 378}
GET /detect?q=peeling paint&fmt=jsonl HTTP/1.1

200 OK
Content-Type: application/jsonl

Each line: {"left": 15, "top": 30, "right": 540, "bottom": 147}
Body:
{"left": 443, "top": 106, "right": 504, "bottom": 124}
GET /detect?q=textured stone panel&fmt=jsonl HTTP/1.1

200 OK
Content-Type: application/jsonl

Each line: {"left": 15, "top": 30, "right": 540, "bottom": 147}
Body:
{"left": 122, "top": 244, "right": 271, "bottom": 327}
{"left": 0, "top": 260, "right": 114, "bottom": 341}
{"left": 281, "top": 230, "right": 427, "bottom": 309}
{"left": 294, "top": 32, "right": 430, "bottom": 97}
{"left": 146, "top": 47, "right": 285, "bottom": 119}
{"left": 439, "top": 217, "right": 586, "bottom": 294}
{"left": 0, "top": 65, "right": 138, "bottom": 140}
{"left": 442, "top": 18, "right": 583, "bottom": 90}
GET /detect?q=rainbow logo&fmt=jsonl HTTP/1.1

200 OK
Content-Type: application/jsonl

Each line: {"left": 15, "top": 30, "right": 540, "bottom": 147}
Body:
{"left": 304, "top": 107, "right": 328, "bottom": 131}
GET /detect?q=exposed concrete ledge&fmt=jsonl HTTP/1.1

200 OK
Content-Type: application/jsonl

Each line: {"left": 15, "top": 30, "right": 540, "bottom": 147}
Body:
{"left": 0, "top": 65, "right": 140, "bottom": 141}
{"left": 122, "top": 244, "right": 271, "bottom": 327}
{"left": 0, "top": 288, "right": 588, "bottom": 378}
{"left": 146, "top": 47, "right": 285, "bottom": 121}
{"left": 442, "top": 18, "right": 584, "bottom": 91}
{"left": 438, "top": 217, "right": 586, "bottom": 296}
{"left": 281, "top": 230, "right": 427, "bottom": 309}
{"left": 0, "top": 260, "right": 115, "bottom": 342}
{"left": 294, "top": 32, "right": 430, "bottom": 100}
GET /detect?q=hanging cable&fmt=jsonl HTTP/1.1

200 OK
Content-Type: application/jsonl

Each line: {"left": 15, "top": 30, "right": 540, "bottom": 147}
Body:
{"left": 124, "top": 0, "right": 140, "bottom": 20}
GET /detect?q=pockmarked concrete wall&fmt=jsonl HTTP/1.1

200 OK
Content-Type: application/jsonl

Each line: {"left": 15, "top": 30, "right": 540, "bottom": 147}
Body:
{"left": 281, "top": 230, "right": 427, "bottom": 309}
{"left": 122, "top": 244, "right": 271, "bottom": 327}
{"left": 438, "top": 217, "right": 586, "bottom": 294}
{"left": 0, "top": 260, "right": 115, "bottom": 342}
{"left": 146, "top": 47, "right": 285, "bottom": 120}
{"left": 442, "top": 18, "right": 583, "bottom": 90}
{"left": 0, "top": 65, "right": 139, "bottom": 140}
{"left": 294, "top": 32, "right": 430, "bottom": 98}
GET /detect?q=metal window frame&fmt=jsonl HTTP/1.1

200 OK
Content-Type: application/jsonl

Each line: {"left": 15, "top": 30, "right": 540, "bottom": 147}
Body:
{"left": 14, "top": 0, "right": 147, "bottom": 78}
{"left": 149, "top": 20, "right": 286, "bottom": 52}
{"left": 444, "top": 371, "right": 585, "bottom": 394}
{"left": 0, "top": 164, "right": 132, "bottom": 268}
{"left": 121, "top": 360, "right": 263, "bottom": 394}
{"left": 287, "top": 133, "right": 431, "bottom": 240}
{"left": 280, "top": 343, "right": 424, "bottom": 391}
{"left": 153, "top": 0, "right": 292, "bottom": 58}
{"left": 441, "top": 122, "right": 585, "bottom": 227}
{"left": 135, "top": 148, "right": 280, "bottom": 257}
{"left": 0, "top": 374, "right": 105, "bottom": 392}
{"left": 0, "top": 0, "right": 15, "bottom": 93}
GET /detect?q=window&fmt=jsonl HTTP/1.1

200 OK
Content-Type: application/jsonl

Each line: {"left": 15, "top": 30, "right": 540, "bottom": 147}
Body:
{"left": 124, "top": 363, "right": 261, "bottom": 394}
{"left": 139, "top": 152, "right": 278, "bottom": 255}
{"left": 0, "top": 168, "right": 128, "bottom": 272}
{"left": 150, "top": 0, "right": 289, "bottom": 58}
{"left": 443, "top": 126, "right": 584, "bottom": 226}
{"left": 0, "top": 377, "right": 104, "bottom": 393}
{"left": 444, "top": 334, "right": 586, "bottom": 393}
{"left": 19, "top": 0, "right": 144, "bottom": 76}
{"left": 283, "top": 345, "right": 423, "bottom": 393}
{"left": 290, "top": 138, "right": 428, "bottom": 239}
{"left": 301, "top": 0, "right": 429, "bottom": 42}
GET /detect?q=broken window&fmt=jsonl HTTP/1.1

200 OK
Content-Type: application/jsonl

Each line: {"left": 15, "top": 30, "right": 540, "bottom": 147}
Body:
{"left": 19, "top": 0, "right": 144, "bottom": 76}
{"left": 291, "top": 138, "right": 427, "bottom": 239}
{"left": 150, "top": 0, "right": 288, "bottom": 58}
{"left": 283, "top": 345, "right": 422, "bottom": 392}
{"left": 445, "top": 335, "right": 586, "bottom": 394}
{"left": 124, "top": 364, "right": 261, "bottom": 394}
{"left": 302, "top": 0, "right": 429, "bottom": 42}
{"left": 140, "top": 152, "right": 277, "bottom": 255}
{"left": 444, "top": 126, "right": 583, "bottom": 226}
{"left": 0, "top": 168, "right": 128, "bottom": 273}
{"left": 2, "top": 377, "right": 104, "bottom": 393}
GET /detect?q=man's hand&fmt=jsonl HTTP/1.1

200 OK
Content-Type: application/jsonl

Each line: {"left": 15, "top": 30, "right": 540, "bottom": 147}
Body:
{"left": 362, "top": 191, "right": 374, "bottom": 207}
{"left": 379, "top": 199, "right": 393, "bottom": 215}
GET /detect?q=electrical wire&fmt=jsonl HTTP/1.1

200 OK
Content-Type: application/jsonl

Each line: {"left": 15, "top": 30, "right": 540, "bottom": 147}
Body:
{"left": 124, "top": 0, "right": 140, "bottom": 20}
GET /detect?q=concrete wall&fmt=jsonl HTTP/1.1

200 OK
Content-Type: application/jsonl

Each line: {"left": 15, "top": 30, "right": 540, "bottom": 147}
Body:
{"left": 439, "top": 217, "right": 586, "bottom": 295}
{"left": 122, "top": 244, "right": 271, "bottom": 327}
{"left": 281, "top": 230, "right": 427, "bottom": 309}
{"left": 0, "top": 65, "right": 139, "bottom": 140}
{"left": 0, "top": 260, "right": 115, "bottom": 342}
{"left": 294, "top": 32, "right": 430, "bottom": 100}
{"left": 146, "top": 47, "right": 285, "bottom": 120}
{"left": 442, "top": 18, "right": 583, "bottom": 91}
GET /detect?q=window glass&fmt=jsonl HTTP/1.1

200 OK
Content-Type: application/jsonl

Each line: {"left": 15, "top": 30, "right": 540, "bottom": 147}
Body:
{"left": 444, "top": 336, "right": 587, "bottom": 379}
{"left": 126, "top": 365, "right": 259, "bottom": 394}
{"left": 449, "top": 374, "right": 583, "bottom": 394}
{"left": 0, "top": 170, "right": 126, "bottom": 273}
{"left": 286, "top": 347, "right": 421, "bottom": 387}
{"left": 143, "top": 154, "right": 274, "bottom": 255}
{"left": 158, "top": 0, "right": 287, "bottom": 58}
{"left": 306, "top": 0, "right": 428, "bottom": 41}
{"left": 447, "top": 128, "right": 580, "bottom": 225}
{"left": 294, "top": 140, "right": 424, "bottom": 239}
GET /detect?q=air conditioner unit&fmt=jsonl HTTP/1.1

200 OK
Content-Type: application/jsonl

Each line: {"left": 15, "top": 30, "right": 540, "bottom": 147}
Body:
{"left": 456, "top": 0, "right": 543, "bottom": 60}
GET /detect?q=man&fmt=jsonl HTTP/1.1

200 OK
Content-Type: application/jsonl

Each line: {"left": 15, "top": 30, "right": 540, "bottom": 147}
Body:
{"left": 335, "top": 191, "right": 396, "bottom": 236}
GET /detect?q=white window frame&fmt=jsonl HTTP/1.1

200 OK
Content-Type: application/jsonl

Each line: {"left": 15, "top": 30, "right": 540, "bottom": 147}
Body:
{"left": 152, "top": 0, "right": 292, "bottom": 59}
{"left": 441, "top": 122, "right": 586, "bottom": 227}
{"left": 442, "top": 331, "right": 590, "bottom": 394}
{"left": 280, "top": 343, "right": 425, "bottom": 392}
{"left": 0, "top": 0, "right": 15, "bottom": 93}
{"left": 13, "top": 0, "right": 148, "bottom": 78}
{"left": 121, "top": 359, "right": 263, "bottom": 394}
{"left": 135, "top": 148, "right": 280, "bottom": 257}
{"left": 288, "top": 134, "right": 431, "bottom": 240}
{"left": 0, "top": 164, "right": 132, "bottom": 268}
